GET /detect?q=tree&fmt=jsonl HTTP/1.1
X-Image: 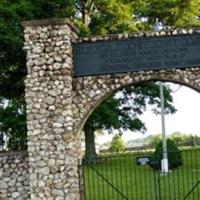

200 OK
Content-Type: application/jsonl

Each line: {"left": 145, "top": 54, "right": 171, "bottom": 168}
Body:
{"left": 133, "top": 0, "right": 200, "bottom": 29}
{"left": 168, "top": 132, "right": 200, "bottom": 146}
{"left": 0, "top": 133, "right": 5, "bottom": 150}
{"left": 181, "top": 134, "right": 200, "bottom": 146}
{"left": 73, "top": 0, "right": 138, "bottom": 35}
{"left": 84, "top": 82, "right": 176, "bottom": 159}
{"left": 109, "top": 134, "right": 125, "bottom": 153}
{"left": 0, "top": 98, "right": 27, "bottom": 150}
{"left": 0, "top": 0, "right": 35, "bottom": 150}
{"left": 169, "top": 132, "right": 188, "bottom": 144}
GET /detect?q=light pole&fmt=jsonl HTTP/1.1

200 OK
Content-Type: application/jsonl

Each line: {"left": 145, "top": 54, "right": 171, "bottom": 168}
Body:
{"left": 154, "top": 19, "right": 169, "bottom": 174}
{"left": 160, "top": 83, "right": 169, "bottom": 174}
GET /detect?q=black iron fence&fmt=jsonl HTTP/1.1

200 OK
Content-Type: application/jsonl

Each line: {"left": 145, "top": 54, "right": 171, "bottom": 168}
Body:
{"left": 82, "top": 148, "right": 200, "bottom": 200}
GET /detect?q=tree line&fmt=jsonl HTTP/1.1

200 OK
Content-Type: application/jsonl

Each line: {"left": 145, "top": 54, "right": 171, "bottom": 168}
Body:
{"left": 104, "top": 132, "right": 200, "bottom": 154}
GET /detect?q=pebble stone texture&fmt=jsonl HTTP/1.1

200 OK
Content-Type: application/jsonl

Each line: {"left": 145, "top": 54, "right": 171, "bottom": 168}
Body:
{"left": 22, "top": 18, "right": 200, "bottom": 200}
{"left": 0, "top": 151, "right": 30, "bottom": 200}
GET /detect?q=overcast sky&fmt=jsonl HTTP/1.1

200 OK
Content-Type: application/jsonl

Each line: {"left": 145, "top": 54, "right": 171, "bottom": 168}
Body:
{"left": 97, "top": 83, "right": 200, "bottom": 144}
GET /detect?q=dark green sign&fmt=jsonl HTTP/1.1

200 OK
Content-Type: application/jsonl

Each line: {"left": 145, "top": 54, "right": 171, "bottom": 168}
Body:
{"left": 73, "top": 35, "right": 200, "bottom": 77}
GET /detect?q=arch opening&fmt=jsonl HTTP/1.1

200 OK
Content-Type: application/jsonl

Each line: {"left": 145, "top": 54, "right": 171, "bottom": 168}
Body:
{"left": 80, "top": 80, "right": 200, "bottom": 200}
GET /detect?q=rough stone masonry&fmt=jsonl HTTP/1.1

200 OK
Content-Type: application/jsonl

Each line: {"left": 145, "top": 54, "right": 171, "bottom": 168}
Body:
{"left": 0, "top": 151, "right": 29, "bottom": 200}
{"left": 0, "top": 18, "right": 197, "bottom": 200}
{"left": 23, "top": 19, "right": 81, "bottom": 200}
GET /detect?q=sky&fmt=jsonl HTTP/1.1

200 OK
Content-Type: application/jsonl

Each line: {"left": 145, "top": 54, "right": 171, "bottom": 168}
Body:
{"left": 96, "top": 83, "right": 200, "bottom": 145}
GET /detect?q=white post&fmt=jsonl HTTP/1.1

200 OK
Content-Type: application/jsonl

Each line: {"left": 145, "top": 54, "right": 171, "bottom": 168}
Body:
{"left": 160, "top": 83, "right": 169, "bottom": 174}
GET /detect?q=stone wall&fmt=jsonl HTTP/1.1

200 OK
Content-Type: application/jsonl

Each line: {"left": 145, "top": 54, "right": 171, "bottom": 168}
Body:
{"left": 0, "top": 151, "right": 30, "bottom": 200}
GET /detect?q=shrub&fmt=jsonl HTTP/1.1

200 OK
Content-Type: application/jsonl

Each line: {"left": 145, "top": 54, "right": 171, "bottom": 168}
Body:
{"left": 149, "top": 138, "right": 183, "bottom": 171}
{"left": 109, "top": 135, "right": 125, "bottom": 153}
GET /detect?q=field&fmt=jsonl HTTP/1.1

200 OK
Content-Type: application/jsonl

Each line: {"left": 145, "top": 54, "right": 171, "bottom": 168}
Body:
{"left": 83, "top": 148, "right": 200, "bottom": 200}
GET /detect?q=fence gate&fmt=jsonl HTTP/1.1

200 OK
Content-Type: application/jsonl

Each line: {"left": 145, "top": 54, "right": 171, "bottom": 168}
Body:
{"left": 82, "top": 148, "right": 200, "bottom": 200}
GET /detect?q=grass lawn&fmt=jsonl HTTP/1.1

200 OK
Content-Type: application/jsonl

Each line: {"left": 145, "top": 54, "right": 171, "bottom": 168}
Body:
{"left": 83, "top": 148, "right": 200, "bottom": 200}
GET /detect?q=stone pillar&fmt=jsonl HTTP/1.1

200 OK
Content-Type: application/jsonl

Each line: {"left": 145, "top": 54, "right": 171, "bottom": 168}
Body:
{"left": 23, "top": 19, "right": 81, "bottom": 200}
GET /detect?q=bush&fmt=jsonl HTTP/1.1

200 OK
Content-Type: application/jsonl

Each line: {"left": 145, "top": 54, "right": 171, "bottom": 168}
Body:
{"left": 149, "top": 138, "right": 183, "bottom": 171}
{"left": 109, "top": 135, "right": 125, "bottom": 153}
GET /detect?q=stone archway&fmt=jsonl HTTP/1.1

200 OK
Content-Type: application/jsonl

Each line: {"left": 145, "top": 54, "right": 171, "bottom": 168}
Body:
{"left": 23, "top": 19, "right": 200, "bottom": 199}
{"left": 73, "top": 71, "right": 200, "bottom": 135}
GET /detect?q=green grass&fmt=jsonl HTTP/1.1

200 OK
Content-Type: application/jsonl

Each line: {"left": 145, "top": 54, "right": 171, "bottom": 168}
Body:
{"left": 83, "top": 148, "right": 200, "bottom": 200}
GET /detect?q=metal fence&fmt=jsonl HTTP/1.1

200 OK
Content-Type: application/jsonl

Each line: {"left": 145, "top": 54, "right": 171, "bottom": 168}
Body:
{"left": 82, "top": 148, "right": 200, "bottom": 200}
